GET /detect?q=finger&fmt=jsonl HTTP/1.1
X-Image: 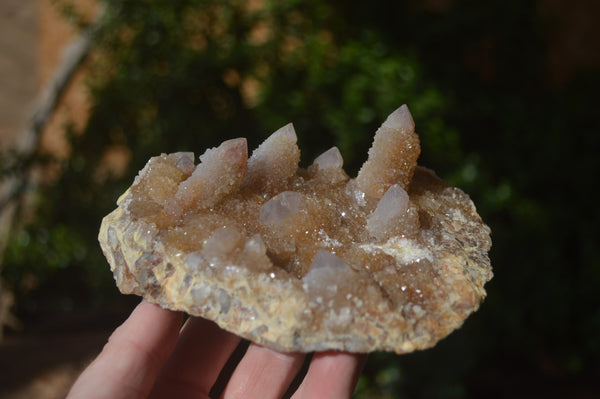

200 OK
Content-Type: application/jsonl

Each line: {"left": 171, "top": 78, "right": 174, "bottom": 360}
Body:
{"left": 67, "top": 301, "right": 183, "bottom": 399}
{"left": 220, "top": 344, "right": 305, "bottom": 399}
{"left": 149, "top": 316, "right": 241, "bottom": 398}
{"left": 291, "top": 351, "right": 367, "bottom": 399}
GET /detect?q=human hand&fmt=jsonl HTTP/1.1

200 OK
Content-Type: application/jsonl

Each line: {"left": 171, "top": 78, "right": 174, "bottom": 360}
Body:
{"left": 67, "top": 301, "right": 366, "bottom": 399}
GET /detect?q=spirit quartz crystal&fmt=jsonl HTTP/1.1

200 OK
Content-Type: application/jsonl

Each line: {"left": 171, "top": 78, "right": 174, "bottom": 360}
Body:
{"left": 99, "top": 105, "right": 492, "bottom": 353}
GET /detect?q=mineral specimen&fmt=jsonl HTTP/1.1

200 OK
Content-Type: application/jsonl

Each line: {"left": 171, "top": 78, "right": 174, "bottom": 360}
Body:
{"left": 99, "top": 105, "right": 492, "bottom": 353}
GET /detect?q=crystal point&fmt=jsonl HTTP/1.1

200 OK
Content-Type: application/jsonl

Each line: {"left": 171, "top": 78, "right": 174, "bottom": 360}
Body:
{"left": 259, "top": 191, "right": 304, "bottom": 225}
{"left": 244, "top": 123, "right": 300, "bottom": 192}
{"left": 382, "top": 104, "right": 415, "bottom": 131}
{"left": 356, "top": 106, "right": 421, "bottom": 198}
{"left": 367, "top": 184, "right": 419, "bottom": 240}
{"left": 302, "top": 250, "right": 353, "bottom": 300}
{"left": 312, "top": 147, "right": 343, "bottom": 171}
{"left": 174, "top": 138, "right": 248, "bottom": 211}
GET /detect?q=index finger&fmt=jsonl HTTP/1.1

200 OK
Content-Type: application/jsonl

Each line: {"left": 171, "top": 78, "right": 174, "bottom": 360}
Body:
{"left": 67, "top": 300, "right": 183, "bottom": 399}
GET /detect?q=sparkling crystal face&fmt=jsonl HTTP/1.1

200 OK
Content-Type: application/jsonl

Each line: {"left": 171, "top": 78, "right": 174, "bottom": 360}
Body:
{"left": 100, "top": 105, "right": 492, "bottom": 353}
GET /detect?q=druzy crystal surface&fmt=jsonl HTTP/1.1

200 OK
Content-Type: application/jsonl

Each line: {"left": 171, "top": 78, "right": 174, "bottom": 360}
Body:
{"left": 99, "top": 105, "right": 492, "bottom": 353}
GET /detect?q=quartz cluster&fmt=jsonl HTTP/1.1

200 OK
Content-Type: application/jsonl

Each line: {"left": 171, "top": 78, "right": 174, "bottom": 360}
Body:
{"left": 99, "top": 105, "right": 492, "bottom": 353}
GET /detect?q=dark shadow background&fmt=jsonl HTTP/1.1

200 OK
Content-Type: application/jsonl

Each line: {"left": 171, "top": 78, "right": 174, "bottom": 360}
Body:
{"left": 1, "top": 0, "right": 599, "bottom": 397}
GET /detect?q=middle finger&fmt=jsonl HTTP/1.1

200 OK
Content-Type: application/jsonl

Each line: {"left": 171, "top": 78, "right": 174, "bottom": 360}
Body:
{"left": 221, "top": 344, "right": 306, "bottom": 399}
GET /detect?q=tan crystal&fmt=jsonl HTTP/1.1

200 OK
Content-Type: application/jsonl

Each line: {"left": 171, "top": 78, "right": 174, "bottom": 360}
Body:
{"left": 99, "top": 105, "right": 492, "bottom": 353}
{"left": 356, "top": 105, "right": 420, "bottom": 198}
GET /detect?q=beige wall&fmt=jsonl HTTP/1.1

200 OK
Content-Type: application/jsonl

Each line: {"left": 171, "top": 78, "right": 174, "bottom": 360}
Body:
{"left": 0, "top": 0, "right": 95, "bottom": 155}
{"left": 0, "top": 0, "right": 37, "bottom": 148}
{"left": 38, "top": 0, "right": 96, "bottom": 158}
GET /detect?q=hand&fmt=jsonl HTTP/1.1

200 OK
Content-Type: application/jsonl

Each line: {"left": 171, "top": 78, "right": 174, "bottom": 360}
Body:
{"left": 67, "top": 301, "right": 366, "bottom": 399}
